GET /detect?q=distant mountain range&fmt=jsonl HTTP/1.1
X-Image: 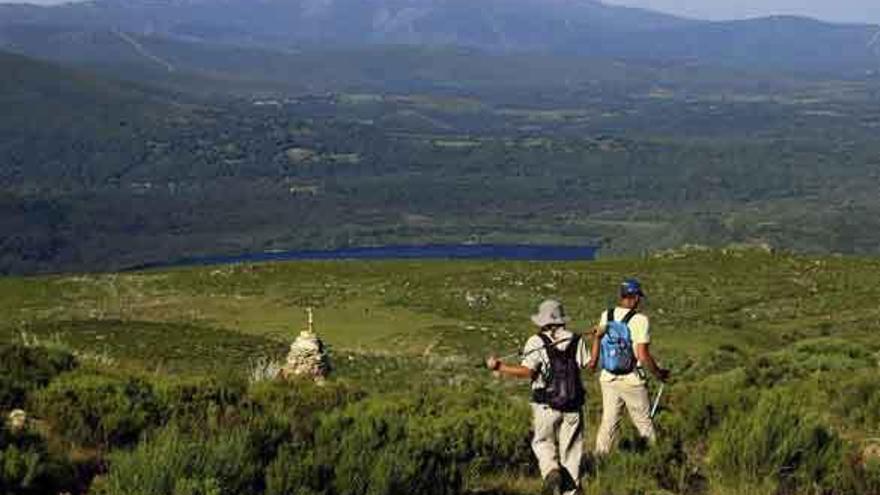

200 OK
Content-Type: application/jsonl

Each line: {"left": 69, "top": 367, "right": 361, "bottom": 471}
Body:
{"left": 1, "top": 0, "right": 879, "bottom": 74}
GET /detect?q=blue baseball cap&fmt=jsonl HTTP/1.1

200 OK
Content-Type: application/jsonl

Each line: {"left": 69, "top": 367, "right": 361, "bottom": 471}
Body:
{"left": 620, "top": 278, "right": 645, "bottom": 297}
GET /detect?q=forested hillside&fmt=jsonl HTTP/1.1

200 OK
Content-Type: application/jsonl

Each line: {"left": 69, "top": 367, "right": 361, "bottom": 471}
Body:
{"left": 3, "top": 46, "right": 880, "bottom": 274}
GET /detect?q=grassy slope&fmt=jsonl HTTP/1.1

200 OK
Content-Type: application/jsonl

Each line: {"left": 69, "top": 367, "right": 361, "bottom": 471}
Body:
{"left": 2, "top": 249, "right": 879, "bottom": 493}
{"left": 1, "top": 247, "right": 877, "bottom": 383}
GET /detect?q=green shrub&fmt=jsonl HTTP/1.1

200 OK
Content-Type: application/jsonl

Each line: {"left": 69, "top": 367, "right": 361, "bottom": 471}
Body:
{"left": 245, "top": 380, "right": 365, "bottom": 442}
{"left": 708, "top": 389, "right": 845, "bottom": 492}
{"left": 264, "top": 442, "right": 329, "bottom": 495}
{"left": 95, "top": 426, "right": 263, "bottom": 495}
{"left": 745, "top": 338, "right": 876, "bottom": 388}
{"left": 585, "top": 437, "right": 702, "bottom": 495}
{"left": 32, "top": 370, "right": 161, "bottom": 447}
{"left": 311, "top": 385, "right": 531, "bottom": 495}
{"left": 677, "top": 368, "right": 755, "bottom": 440}
{"left": 828, "top": 371, "right": 880, "bottom": 429}
{"left": 156, "top": 376, "right": 247, "bottom": 430}
{"left": 0, "top": 425, "right": 75, "bottom": 495}
{"left": 685, "top": 344, "right": 748, "bottom": 378}
{"left": 0, "top": 344, "right": 76, "bottom": 408}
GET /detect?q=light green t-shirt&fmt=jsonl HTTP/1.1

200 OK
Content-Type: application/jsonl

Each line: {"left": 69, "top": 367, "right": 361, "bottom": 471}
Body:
{"left": 597, "top": 307, "right": 650, "bottom": 383}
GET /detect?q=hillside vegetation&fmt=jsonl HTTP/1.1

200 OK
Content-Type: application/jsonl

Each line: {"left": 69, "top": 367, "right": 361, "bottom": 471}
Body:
{"left": 4, "top": 46, "right": 880, "bottom": 274}
{"left": 1, "top": 249, "right": 879, "bottom": 494}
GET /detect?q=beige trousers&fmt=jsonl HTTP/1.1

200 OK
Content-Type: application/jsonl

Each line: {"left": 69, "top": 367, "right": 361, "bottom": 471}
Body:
{"left": 594, "top": 374, "right": 656, "bottom": 455}
{"left": 531, "top": 403, "right": 584, "bottom": 494}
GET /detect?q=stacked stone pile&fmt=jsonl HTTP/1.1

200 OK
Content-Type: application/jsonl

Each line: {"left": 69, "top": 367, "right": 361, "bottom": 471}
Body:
{"left": 7, "top": 409, "right": 27, "bottom": 433}
{"left": 280, "top": 308, "right": 331, "bottom": 382}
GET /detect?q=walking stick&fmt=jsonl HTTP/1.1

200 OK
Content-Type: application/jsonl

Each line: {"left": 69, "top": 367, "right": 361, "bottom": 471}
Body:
{"left": 650, "top": 383, "right": 665, "bottom": 419}
{"left": 481, "top": 336, "right": 577, "bottom": 367}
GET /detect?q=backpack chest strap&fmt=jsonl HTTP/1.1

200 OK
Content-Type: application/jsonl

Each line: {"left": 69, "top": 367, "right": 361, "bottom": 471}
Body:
{"left": 537, "top": 333, "right": 580, "bottom": 357}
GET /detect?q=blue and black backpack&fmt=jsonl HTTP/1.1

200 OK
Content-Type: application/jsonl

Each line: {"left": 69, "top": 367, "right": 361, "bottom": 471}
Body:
{"left": 600, "top": 307, "right": 638, "bottom": 374}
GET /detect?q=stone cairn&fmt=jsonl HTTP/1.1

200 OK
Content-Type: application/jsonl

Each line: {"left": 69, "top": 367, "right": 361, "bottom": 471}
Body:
{"left": 7, "top": 409, "right": 27, "bottom": 433}
{"left": 280, "top": 308, "right": 331, "bottom": 382}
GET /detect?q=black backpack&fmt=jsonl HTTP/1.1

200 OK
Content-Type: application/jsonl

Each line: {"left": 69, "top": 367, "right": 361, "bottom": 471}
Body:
{"left": 533, "top": 334, "right": 584, "bottom": 412}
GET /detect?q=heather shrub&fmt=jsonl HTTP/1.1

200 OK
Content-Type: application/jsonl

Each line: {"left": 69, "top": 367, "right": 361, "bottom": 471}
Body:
{"left": 0, "top": 343, "right": 76, "bottom": 408}
{"left": 0, "top": 425, "right": 75, "bottom": 495}
{"left": 745, "top": 338, "right": 876, "bottom": 388}
{"left": 676, "top": 368, "right": 754, "bottom": 440}
{"left": 94, "top": 426, "right": 263, "bottom": 495}
{"left": 311, "top": 384, "right": 531, "bottom": 495}
{"left": 708, "top": 388, "right": 845, "bottom": 493}
{"left": 32, "top": 370, "right": 161, "bottom": 447}
{"left": 155, "top": 376, "right": 247, "bottom": 430}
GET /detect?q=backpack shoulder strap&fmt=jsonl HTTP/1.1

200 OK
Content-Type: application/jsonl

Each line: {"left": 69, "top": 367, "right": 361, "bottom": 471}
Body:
{"left": 537, "top": 333, "right": 555, "bottom": 355}
{"left": 607, "top": 307, "right": 615, "bottom": 322}
{"left": 622, "top": 308, "right": 638, "bottom": 324}
{"left": 564, "top": 334, "right": 581, "bottom": 357}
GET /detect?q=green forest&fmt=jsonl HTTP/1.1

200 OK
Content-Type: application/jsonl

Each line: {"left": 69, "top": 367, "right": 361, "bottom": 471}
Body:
{"left": 3, "top": 48, "right": 880, "bottom": 274}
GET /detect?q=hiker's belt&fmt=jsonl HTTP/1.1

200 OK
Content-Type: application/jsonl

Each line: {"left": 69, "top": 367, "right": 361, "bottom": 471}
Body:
{"left": 531, "top": 388, "right": 551, "bottom": 404}
{"left": 602, "top": 367, "right": 647, "bottom": 378}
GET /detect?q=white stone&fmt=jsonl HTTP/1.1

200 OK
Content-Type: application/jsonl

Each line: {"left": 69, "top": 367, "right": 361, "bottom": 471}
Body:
{"left": 8, "top": 409, "right": 27, "bottom": 432}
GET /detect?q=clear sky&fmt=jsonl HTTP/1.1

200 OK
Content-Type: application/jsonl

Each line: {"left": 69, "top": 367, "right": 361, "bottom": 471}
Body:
{"left": 602, "top": 0, "right": 880, "bottom": 25}
{"left": 5, "top": 0, "right": 880, "bottom": 25}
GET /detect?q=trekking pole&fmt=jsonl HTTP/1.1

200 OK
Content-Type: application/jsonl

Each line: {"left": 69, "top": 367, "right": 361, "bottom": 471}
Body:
{"left": 650, "top": 383, "right": 665, "bottom": 419}
{"left": 481, "top": 336, "right": 577, "bottom": 368}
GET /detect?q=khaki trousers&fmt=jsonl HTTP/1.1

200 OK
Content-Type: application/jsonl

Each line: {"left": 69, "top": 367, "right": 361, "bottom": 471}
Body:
{"left": 594, "top": 374, "right": 656, "bottom": 455}
{"left": 531, "top": 403, "right": 584, "bottom": 495}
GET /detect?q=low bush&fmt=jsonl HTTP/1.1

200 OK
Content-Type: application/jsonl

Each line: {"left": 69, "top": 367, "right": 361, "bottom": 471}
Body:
{"left": 310, "top": 384, "right": 531, "bottom": 495}
{"left": 0, "top": 425, "right": 75, "bottom": 495}
{"left": 94, "top": 426, "right": 263, "bottom": 495}
{"left": 264, "top": 442, "right": 329, "bottom": 495}
{"left": 32, "top": 370, "right": 161, "bottom": 447}
{"left": 676, "top": 368, "right": 755, "bottom": 440}
{"left": 708, "top": 388, "right": 845, "bottom": 493}
{"left": 156, "top": 376, "right": 247, "bottom": 430}
{"left": 0, "top": 344, "right": 76, "bottom": 408}
{"left": 828, "top": 371, "right": 880, "bottom": 430}
{"left": 585, "top": 436, "right": 703, "bottom": 495}
{"left": 745, "top": 338, "right": 876, "bottom": 388}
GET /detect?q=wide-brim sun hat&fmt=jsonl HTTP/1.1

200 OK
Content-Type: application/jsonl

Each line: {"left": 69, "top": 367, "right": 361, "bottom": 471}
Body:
{"left": 531, "top": 299, "right": 571, "bottom": 327}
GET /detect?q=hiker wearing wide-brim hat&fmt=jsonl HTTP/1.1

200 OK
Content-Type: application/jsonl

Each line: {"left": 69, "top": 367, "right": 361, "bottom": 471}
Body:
{"left": 588, "top": 278, "right": 669, "bottom": 456}
{"left": 486, "top": 299, "right": 589, "bottom": 495}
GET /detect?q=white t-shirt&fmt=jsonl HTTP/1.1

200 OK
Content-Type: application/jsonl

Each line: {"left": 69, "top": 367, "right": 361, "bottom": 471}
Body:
{"left": 521, "top": 328, "right": 589, "bottom": 391}
{"left": 597, "top": 307, "right": 650, "bottom": 383}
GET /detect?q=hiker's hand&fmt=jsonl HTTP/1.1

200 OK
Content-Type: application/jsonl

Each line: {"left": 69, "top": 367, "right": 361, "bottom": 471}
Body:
{"left": 486, "top": 356, "right": 501, "bottom": 371}
{"left": 657, "top": 368, "right": 670, "bottom": 382}
{"left": 587, "top": 358, "right": 598, "bottom": 371}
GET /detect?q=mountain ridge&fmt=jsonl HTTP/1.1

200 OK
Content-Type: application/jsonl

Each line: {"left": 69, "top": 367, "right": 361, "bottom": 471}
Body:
{"left": 1, "top": 0, "right": 877, "bottom": 73}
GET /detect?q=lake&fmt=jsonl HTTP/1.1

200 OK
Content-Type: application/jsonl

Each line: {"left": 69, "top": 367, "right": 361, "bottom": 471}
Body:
{"left": 134, "top": 244, "right": 598, "bottom": 269}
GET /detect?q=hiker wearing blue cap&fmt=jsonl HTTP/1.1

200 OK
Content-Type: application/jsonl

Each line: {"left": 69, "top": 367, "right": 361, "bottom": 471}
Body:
{"left": 588, "top": 278, "right": 669, "bottom": 455}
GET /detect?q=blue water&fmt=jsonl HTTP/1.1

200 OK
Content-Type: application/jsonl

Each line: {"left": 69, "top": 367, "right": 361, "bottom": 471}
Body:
{"left": 134, "top": 244, "right": 598, "bottom": 270}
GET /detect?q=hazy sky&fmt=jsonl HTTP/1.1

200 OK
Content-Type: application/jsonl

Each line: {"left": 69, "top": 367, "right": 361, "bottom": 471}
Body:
{"left": 5, "top": 0, "right": 880, "bottom": 25}
{"left": 602, "top": 0, "right": 880, "bottom": 24}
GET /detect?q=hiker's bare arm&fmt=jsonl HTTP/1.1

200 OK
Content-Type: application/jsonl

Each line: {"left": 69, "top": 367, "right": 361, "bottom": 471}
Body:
{"left": 636, "top": 343, "right": 669, "bottom": 381}
{"left": 587, "top": 326, "right": 601, "bottom": 370}
{"left": 486, "top": 357, "right": 535, "bottom": 379}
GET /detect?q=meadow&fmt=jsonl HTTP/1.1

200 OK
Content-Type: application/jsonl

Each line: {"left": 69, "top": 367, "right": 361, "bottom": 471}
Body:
{"left": 2, "top": 247, "right": 880, "bottom": 494}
